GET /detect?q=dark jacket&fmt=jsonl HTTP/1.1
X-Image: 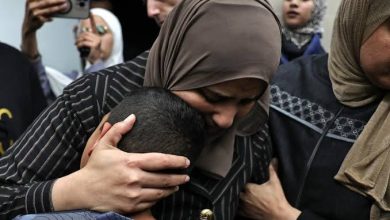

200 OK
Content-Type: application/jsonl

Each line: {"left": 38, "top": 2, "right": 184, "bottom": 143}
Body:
{"left": 270, "top": 54, "right": 376, "bottom": 220}
{"left": 280, "top": 33, "right": 326, "bottom": 64}
{"left": 0, "top": 42, "right": 47, "bottom": 155}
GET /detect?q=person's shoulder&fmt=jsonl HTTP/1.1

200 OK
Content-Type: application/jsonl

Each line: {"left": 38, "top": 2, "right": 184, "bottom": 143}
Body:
{"left": 277, "top": 53, "right": 328, "bottom": 76}
{"left": 94, "top": 50, "right": 149, "bottom": 76}
{"left": 0, "top": 42, "right": 19, "bottom": 53}
{"left": 271, "top": 54, "right": 332, "bottom": 106}
{"left": 0, "top": 42, "right": 29, "bottom": 62}
{"left": 64, "top": 50, "right": 149, "bottom": 95}
{"left": 122, "top": 50, "right": 149, "bottom": 69}
{"left": 272, "top": 53, "right": 328, "bottom": 84}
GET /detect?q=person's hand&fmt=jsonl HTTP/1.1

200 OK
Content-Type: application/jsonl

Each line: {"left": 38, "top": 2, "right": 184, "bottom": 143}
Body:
{"left": 23, "top": 0, "right": 69, "bottom": 35}
{"left": 52, "top": 115, "right": 191, "bottom": 214}
{"left": 75, "top": 31, "right": 102, "bottom": 64}
{"left": 21, "top": 0, "right": 69, "bottom": 59}
{"left": 239, "top": 159, "right": 301, "bottom": 220}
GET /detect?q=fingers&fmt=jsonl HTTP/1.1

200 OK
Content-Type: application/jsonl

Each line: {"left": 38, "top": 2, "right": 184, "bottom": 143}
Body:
{"left": 268, "top": 159, "right": 282, "bottom": 186}
{"left": 99, "top": 122, "right": 112, "bottom": 139}
{"left": 129, "top": 153, "right": 190, "bottom": 171}
{"left": 76, "top": 33, "right": 101, "bottom": 50}
{"left": 268, "top": 158, "right": 278, "bottom": 178}
{"left": 139, "top": 171, "right": 189, "bottom": 188}
{"left": 271, "top": 158, "right": 278, "bottom": 172}
{"left": 28, "top": 0, "right": 68, "bottom": 17}
{"left": 138, "top": 187, "right": 179, "bottom": 202}
{"left": 99, "top": 114, "right": 136, "bottom": 146}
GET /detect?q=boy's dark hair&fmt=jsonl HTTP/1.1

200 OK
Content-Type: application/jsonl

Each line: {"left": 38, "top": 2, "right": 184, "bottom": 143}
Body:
{"left": 107, "top": 87, "right": 206, "bottom": 164}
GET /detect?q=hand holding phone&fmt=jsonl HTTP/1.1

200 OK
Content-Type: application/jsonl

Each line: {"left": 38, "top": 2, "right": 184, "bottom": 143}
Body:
{"left": 53, "top": 0, "right": 90, "bottom": 19}
{"left": 75, "top": 13, "right": 100, "bottom": 62}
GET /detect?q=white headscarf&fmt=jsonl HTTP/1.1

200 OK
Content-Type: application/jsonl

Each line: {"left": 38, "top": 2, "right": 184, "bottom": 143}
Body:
{"left": 89, "top": 8, "right": 124, "bottom": 68}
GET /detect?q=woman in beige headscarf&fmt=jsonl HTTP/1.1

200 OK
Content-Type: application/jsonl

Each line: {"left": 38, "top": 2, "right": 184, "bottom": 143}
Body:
{"left": 330, "top": 0, "right": 390, "bottom": 218}
{"left": 239, "top": 0, "right": 390, "bottom": 219}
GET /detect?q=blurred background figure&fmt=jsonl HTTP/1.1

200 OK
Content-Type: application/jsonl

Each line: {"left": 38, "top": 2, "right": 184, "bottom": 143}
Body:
{"left": 280, "top": 0, "right": 327, "bottom": 64}
{"left": 75, "top": 8, "right": 123, "bottom": 72}
{"left": 0, "top": 42, "right": 47, "bottom": 156}
{"left": 21, "top": 0, "right": 123, "bottom": 99}
{"left": 101, "top": 0, "right": 160, "bottom": 60}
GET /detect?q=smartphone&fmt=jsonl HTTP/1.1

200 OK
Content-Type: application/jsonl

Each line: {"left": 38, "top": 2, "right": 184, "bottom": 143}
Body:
{"left": 53, "top": 0, "right": 90, "bottom": 19}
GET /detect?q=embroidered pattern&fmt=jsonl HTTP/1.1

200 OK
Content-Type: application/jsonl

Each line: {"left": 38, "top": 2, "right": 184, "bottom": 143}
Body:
{"left": 270, "top": 85, "right": 365, "bottom": 140}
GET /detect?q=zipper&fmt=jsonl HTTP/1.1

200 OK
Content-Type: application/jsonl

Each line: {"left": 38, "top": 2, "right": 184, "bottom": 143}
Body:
{"left": 294, "top": 107, "right": 344, "bottom": 207}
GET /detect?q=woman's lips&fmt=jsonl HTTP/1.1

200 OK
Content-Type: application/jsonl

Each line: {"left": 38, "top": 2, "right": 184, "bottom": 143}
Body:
{"left": 287, "top": 11, "right": 300, "bottom": 17}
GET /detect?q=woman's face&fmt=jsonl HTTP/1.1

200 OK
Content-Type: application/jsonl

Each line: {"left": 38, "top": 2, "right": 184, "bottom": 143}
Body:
{"left": 173, "top": 78, "right": 266, "bottom": 139}
{"left": 79, "top": 15, "right": 114, "bottom": 60}
{"left": 360, "top": 18, "right": 390, "bottom": 90}
{"left": 147, "top": 0, "right": 182, "bottom": 26}
{"left": 283, "top": 0, "right": 315, "bottom": 29}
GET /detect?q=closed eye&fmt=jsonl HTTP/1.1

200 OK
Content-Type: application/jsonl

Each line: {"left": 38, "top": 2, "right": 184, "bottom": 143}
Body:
{"left": 239, "top": 94, "right": 261, "bottom": 105}
{"left": 198, "top": 89, "right": 230, "bottom": 104}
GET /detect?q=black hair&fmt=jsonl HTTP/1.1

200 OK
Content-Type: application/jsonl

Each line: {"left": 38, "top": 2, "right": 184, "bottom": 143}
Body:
{"left": 107, "top": 87, "right": 206, "bottom": 168}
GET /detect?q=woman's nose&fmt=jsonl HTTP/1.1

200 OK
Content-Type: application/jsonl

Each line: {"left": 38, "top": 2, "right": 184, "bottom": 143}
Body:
{"left": 211, "top": 104, "right": 238, "bottom": 129}
{"left": 147, "top": 2, "right": 160, "bottom": 18}
{"left": 290, "top": 0, "right": 299, "bottom": 6}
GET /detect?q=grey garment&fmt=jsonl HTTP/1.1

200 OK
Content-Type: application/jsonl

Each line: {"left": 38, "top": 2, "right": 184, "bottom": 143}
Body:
{"left": 283, "top": 0, "right": 327, "bottom": 48}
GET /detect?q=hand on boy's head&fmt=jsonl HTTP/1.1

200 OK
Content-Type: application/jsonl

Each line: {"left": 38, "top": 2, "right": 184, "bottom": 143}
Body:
{"left": 72, "top": 116, "right": 190, "bottom": 214}
{"left": 81, "top": 113, "right": 136, "bottom": 168}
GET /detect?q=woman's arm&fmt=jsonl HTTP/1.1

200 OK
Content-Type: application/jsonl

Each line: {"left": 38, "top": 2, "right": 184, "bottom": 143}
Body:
{"left": 21, "top": 0, "right": 69, "bottom": 101}
{"left": 21, "top": 0, "right": 68, "bottom": 59}
{"left": 51, "top": 115, "right": 190, "bottom": 213}
{"left": 0, "top": 75, "right": 95, "bottom": 218}
{"left": 0, "top": 53, "right": 189, "bottom": 218}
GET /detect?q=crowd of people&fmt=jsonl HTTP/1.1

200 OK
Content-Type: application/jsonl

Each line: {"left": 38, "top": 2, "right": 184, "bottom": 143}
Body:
{"left": 0, "top": 0, "right": 389, "bottom": 219}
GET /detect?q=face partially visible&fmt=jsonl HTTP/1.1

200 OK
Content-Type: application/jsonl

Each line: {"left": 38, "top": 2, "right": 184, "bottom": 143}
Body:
{"left": 360, "top": 18, "right": 390, "bottom": 90}
{"left": 283, "top": 0, "right": 314, "bottom": 29}
{"left": 147, "top": 0, "right": 182, "bottom": 26}
{"left": 78, "top": 15, "right": 114, "bottom": 60}
{"left": 173, "top": 78, "right": 266, "bottom": 141}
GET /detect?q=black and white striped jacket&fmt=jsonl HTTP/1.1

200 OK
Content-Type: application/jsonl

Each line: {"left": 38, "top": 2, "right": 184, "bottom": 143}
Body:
{"left": 0, "top": 51, "right": 272, "bottom": 220}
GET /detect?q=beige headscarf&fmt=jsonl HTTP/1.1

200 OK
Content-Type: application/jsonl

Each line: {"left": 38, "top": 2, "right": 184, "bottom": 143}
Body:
{"left": 329, "top": 0, "right": 390, "bottom": 217}
{"left": 144, "top": 0, "right": 281, "bottom": 177}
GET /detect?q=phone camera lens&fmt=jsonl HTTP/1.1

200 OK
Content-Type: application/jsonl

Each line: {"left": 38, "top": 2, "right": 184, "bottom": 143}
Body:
{"left": 79, "top": 2, "right": 85, "bottom": 7}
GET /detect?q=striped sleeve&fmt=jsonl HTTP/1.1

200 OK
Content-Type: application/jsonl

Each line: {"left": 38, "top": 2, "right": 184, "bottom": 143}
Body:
{"left": 0, "top": 51, "right": 149, "bottom": 219}
{"left": 0, "top": 74, "right": 98, "bottom": 219}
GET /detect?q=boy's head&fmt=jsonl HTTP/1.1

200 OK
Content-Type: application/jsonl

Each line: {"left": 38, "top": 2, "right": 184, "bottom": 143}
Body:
{"left": 81, "top": 87, "right": 206, "bottom": 170}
